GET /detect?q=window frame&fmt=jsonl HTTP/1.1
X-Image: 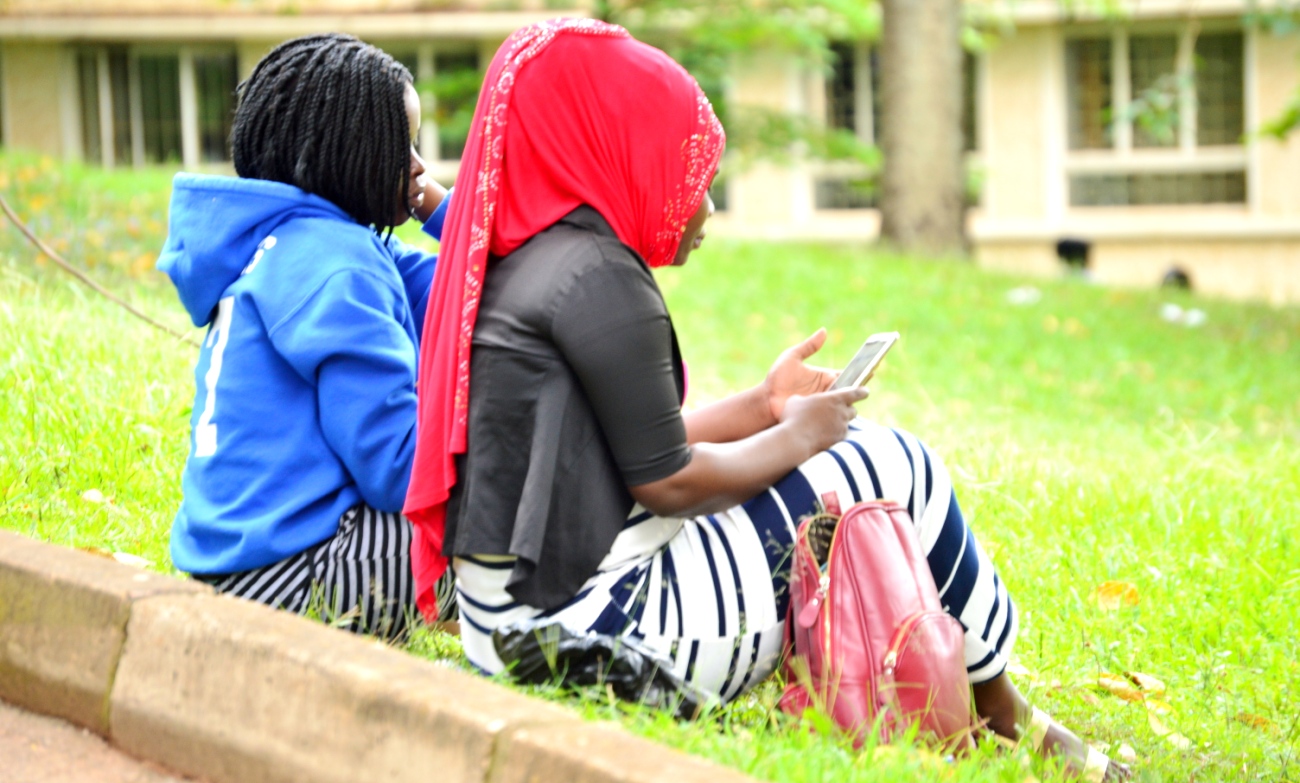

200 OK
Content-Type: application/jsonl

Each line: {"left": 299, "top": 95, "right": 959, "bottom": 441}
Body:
{"left": 1062, "top": 20, "right": 1249, "bottom": 209}
{"left": 813, "top": 40, "right": 878, "bottom": 211}
{"left": 813, "top": 41, "right": 982, "bottom": 213}
{"left": 73, "top": 42, "right": 237, "bottom": 169}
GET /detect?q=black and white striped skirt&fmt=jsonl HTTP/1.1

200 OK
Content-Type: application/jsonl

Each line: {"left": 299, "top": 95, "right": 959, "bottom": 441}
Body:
{"left": 456, "top": 419, "right": 1016, "bottom": 700}
{"left": 194, "top": 503, "right": 458, "bottom": 639}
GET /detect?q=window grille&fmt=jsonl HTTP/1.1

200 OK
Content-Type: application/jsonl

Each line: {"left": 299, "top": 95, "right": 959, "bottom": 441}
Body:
{"left": 108, "top": 51, "right": 131, "bottom": 164}
{"left": 138, "top": 55, "right": 181, "bottom": 163}
{"left": 961, "top": 51, "right": 978, "bottom": 153}
{"left": 1070, "top": 171, "right": 1246, "bottom": 206}
{"left": 76, "top": 46, "right": 237, "bottom": 167}
{"left": 195, "top": 52, "right": 237, "bottom": 163}
{"left": 433, "top": 50, "right": 479, "bottom": 161}
{"left": 1195, "top": 33, "right": 1244, "bottom": 145}
{"left": 816, "top": 43, "right": 976, "bottom": 211}
{"left": 826, "top": 42, "right": 857, "bottom": 134}
{"left": 1128, "top": 35, "right": 1179, "bottom": 148}
{"left": 77, "top": 53, "right": 103, "bottom": 164}
{"left": 1066, "top": 38, "right": 1112, "bottom": 149}
{"left": 814, "top": 178, "right": 877, "bottom": 210}
{"left": 1064, "top": 27, "right": 1246, "bottom": 207}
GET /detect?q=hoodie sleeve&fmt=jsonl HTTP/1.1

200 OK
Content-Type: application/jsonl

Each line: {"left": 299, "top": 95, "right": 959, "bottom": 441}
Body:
{"left": 267, "top": 269, "right": 418, "bottom": 512}
{"left": 387, "top": 188, "right": 451, "bottom": 337}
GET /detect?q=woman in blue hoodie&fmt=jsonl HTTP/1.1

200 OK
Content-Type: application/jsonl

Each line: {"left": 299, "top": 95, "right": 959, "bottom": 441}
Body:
{"left": 158, "top": 34, "right": 455, "bottom": 638}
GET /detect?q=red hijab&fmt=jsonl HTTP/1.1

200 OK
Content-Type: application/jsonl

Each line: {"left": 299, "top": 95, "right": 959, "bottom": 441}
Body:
{"left": 404, "top": 19, "right": 726, "bottom": 619}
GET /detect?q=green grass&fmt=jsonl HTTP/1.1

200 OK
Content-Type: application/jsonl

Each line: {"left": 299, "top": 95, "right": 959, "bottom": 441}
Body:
{"left": 2, "top": 152, "right": 1297, "bottom": 782}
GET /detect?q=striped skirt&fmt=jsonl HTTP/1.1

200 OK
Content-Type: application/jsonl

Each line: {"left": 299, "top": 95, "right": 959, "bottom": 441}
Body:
{"left": 194, "top": 503, "right": 458, "bottom": 639}
{"left": 456, "top": 419, "right": 1017, "bottom": 700}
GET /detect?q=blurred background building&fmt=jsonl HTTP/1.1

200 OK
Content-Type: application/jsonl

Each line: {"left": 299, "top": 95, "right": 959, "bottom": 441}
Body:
{"left": 1, "top": 0, "right": 1298, "bottom": 303}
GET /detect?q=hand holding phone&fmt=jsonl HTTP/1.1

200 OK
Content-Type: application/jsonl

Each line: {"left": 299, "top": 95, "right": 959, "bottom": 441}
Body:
{"left": 829, "top": 332, "right": 899, "bottom": 390}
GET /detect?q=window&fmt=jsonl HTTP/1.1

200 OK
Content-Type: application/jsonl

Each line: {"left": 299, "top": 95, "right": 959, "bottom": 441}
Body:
{"left": 194, "top": 52, "right": 237, "bottom": 163}
{"left": 76, "top": 45, "right": 236, "bottom": 167}
{"left": 138, "top": 54, "right": 182, "bottom": 163}
{"left": 78, "top": 48, "right": 136, "bottom": 165}
{"left": 818, "top": 42, "right": 876, "bottom": 210}
{"left": 1128, "top": 34, "right": 1179, "bottom": 148}
{"left": 815, "top": 178, "right": 877, "bottom": 210}
{"left": 709, "top": 176, "right": 729, "bottom": 212}
{"left": 78, "top": 49, "right": 131, "bottom": 164}
{"left": 816, "top": 42, "right": 976, "bottom": 210}
{"left": 433, "top": 50, "right": 480, "bottom": 161}
{"left": 961, "top": 51, "right": 979, "bottom": 153}
{"left": 382, "top": 45, "right": 482, "bottom": 162}
{"left": 1064, "top": 27, "right": 1246, "bottom": 207}
{"left": 1069, "top": 171, "right": 1246, "bottom": 206}
{"left": 824, "top": 41, "right": 879, "bottom": 144}
{"left": 1196, "top": 32, "right": 1244, "bottom": 145}
{"left": 1066, "top": 38, "right": 1112, "bottom": 149}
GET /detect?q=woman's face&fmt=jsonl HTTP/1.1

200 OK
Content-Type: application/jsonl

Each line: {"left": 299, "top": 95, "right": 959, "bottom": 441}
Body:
{"left": 396, "top": 82, "right": 430, "bottom": 226}
{"left": 670, "top": 187, "right": 715, "bottom": 267}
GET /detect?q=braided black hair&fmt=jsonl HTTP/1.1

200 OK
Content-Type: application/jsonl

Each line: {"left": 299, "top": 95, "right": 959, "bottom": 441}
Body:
{"left": 231, "top": 33, "right": 412, "bottom": 232}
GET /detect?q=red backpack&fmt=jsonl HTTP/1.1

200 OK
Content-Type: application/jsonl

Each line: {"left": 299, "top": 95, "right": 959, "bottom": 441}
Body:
{"left": 779, "top": 500, "right": 976, "bottom": 751}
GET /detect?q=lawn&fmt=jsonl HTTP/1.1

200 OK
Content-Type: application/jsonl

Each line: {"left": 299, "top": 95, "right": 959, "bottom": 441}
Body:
{"left": 1, "top": 152, "right": 1297, "bottom": 782}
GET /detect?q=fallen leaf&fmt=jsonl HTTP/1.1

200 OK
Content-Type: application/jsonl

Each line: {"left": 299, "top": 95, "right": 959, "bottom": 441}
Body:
{"left": 1093, "top": 581, "right": 1140, "bottom": 610}
{"left": 1098, "top": 673, "right": 1144, "bottom": 702}
{"left": 1006, "top": 660, "right": 1032, "bottom": 677}
{"left": 1126, "top": 671, "right": 1167, "bottom": 697}
{"left": 112, "top": 552, "right": 152, "bottom": 569}
{"left": 1077, "top": 689, "right": 1102, "bottom": 706}
{"left": 1005, "top": 286, "right": 1042, "bottom": 306}
{"left": 1147, "top": 711, "right": 1192, "bottom": 750}
{"left": 1117, "top": 743, "right": 1137, "bottom": 762}
{"left": 1143, "top": 698, "right": 1174, "bottom": 715}
{"left": 81, "top": 489, "right": 107, "bottom": 504}
{"left": 1235, "top": 712, "right": 1276, "bottom": 733}
{"left": 76, "top": 546, "right": 113, "bottom": 559}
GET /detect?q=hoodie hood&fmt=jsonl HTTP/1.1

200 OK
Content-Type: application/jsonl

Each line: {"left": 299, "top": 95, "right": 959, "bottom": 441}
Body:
{"left": 158, "top": 174, "right": 356, "bottom": 326}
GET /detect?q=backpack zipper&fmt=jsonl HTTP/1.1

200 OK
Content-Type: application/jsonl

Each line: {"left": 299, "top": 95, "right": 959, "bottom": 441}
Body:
{"left": 883, "top": 610, "right": 933, "bottom": 679}
{"left": 815, "top": 517, "right": 847, "bottom": 675}
{"left": 794, "top": 513, "right": 847, "bottom": 687}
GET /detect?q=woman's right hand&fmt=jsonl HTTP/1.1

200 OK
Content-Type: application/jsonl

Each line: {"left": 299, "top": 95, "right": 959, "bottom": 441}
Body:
{"left": 779, "top": 386, "right": 870, "bottom": 455}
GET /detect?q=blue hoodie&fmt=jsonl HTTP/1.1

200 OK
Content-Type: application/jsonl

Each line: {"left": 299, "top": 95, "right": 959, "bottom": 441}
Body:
{"left": 159, "top": 173, "right": 449, "bottom": 576}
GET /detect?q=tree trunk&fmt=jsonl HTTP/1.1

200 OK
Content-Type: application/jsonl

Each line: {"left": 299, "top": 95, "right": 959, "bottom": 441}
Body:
{"left": 879, "top": 0, "right": 966, "bottom": 256}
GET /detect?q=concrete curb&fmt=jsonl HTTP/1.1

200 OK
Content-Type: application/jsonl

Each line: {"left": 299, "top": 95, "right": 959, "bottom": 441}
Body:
{"left": 0, "top": 530, "right": 761, "bottom": 783}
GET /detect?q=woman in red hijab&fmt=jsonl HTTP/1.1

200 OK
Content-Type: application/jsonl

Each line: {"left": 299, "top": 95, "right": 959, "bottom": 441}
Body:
{"left": 407, "top": 19, "right": 1125, "bottom": 782}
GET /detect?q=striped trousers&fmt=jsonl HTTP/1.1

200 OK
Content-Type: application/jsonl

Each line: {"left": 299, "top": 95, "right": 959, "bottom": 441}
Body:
{"left": 457, "top": 419, "right": 1017, "bottom": 700}
{"left": 194, "top": 503, "right": 458, "bottom": 639}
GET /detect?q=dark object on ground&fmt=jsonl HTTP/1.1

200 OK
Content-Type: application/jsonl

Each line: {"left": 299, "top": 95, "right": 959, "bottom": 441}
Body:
{"left": 1056, "top": 238, "right": 1091, "bottom": 271}
{"left": 493, "top": 620, "right": 717, "bottom": 721}
{"left": 1162, "top": 266, "right": 1193, "bottom": 290}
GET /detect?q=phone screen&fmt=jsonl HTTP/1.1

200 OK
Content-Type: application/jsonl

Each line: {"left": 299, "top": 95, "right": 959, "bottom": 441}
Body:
{"left": 830, "top": 335, "right": 895, "bottom": 390}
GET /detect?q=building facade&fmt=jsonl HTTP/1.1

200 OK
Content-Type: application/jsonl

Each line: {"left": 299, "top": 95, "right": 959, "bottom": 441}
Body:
{"left": 716, "top": 0, "right": 1300, "bottom": 304}
{"left": 2, "top": 0, "right": 1298, "bottom": 302}
{"left": 0, "top": 0, "right": 587, "bottom": 186}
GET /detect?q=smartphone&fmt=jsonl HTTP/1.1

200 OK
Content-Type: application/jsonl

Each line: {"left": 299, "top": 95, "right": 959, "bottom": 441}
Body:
{"left": 829, "top": 332, "right": 899, "bottom": 390}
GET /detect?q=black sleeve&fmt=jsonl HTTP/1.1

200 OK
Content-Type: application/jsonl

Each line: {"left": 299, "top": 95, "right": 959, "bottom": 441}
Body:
{"left": 549, "top": 250, "right": 691, "bottom": 487}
